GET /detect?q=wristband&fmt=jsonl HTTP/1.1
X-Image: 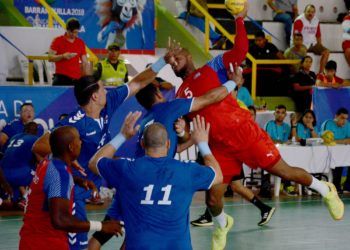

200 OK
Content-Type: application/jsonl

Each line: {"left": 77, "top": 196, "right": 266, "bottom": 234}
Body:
{"left": 198, "top": 142, "right": 212, "bottom": 156}
{"left": 177, "top": 130, "right": 185, "bottom": 138}
{"left": 223, "top": 80, "right": 237, "bottom": 93}
{"left": 109, "top": 133, "right": 126, "bottom": 150}
{"left": 151, "top": 57, "right": 167, "bottom": 73}
{"left": 89, "top": 221, "right": 102, "bottom": 231}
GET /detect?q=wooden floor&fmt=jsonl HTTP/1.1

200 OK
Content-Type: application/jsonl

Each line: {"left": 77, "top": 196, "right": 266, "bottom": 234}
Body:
{"left": 1, "top": 193, "right": 349, "bottom": 250}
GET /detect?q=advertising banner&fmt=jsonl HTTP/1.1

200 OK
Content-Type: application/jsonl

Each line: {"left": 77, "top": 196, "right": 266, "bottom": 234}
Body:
{"left": 14, "top": 0, "right": 155, "bottom": 51}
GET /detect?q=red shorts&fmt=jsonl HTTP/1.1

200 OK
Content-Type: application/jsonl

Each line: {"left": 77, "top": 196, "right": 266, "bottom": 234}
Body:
{"left": 211, "top": 129, "right": 281, "bottom": 184}
{"left": 343, "top": 40, "right": 350, "bottom": 51}
{"left": 19, "top": 235, "right": 69, "bottom": 250}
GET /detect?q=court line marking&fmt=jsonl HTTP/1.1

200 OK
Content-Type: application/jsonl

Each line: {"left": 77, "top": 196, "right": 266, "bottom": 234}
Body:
{"left": 1, "top": 198, "right": 349, "bottom": 222}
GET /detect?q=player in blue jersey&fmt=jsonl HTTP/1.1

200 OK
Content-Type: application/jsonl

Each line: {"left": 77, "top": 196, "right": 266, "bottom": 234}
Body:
{"left": 88, "top": 62, "right": 242, "bottom": 250}
{"left": 89, "top": 112, "right": 223, "bottom": 250}
{"left": 0, "top": 122, "right": 38, "bottom": 207}
{"left": 32, "top": 50, "right": 179, "bottom": 250}
{"left": 0, "top": 103, "right": 44, "bottom": 152}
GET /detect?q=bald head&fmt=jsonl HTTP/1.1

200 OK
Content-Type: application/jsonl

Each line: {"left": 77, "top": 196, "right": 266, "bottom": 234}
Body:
{"left": 142, "top": 123, "right": 168, "bottom": 149}
{"left": 50, "top": 126, "right": 80, "bottom": 158}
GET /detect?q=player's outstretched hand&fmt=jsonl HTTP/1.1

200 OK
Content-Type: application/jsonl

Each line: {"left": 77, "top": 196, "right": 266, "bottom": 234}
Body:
{"left": 164, "top": 37, "right": 182, "bottom": 65}
{"left": 227, "top": 63, "right": 244, "bottom": 87}
{"left": 192, "top": 115, "right": 210, "bottom": 145}
{"left": 120, "top": 111, "right": 142, "bottom": 139}
{"left": 234, "top": 1, "right": 248, "bottom": 19}
{"left": 101, "top": 220, "right": 124, "bottom": 237}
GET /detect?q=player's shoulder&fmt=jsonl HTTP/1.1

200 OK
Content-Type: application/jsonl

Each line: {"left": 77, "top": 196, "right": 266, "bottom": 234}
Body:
{"left": 46, "top": 159, "right": 70, "bottom": 179}
{"left": 6, "top": 119, "right": 21, "bottom": 127}
{"left": 60, "top": 109, "right": 86, "bottom": 126}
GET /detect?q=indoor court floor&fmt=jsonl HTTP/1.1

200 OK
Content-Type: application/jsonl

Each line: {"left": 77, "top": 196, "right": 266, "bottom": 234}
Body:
{"left": 0, "top": 193, "right": 349, "bottom": 250}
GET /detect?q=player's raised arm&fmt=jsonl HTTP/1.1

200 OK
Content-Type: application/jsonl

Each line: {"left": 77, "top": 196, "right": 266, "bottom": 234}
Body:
{"left": 127, "top": 39, "right": 181, "bottom": 97}
{"left": 192, "top": 115, "right": 223, "bottom": 186}
{"left": 190, "top": 64, "right": 244, "bottom": 112}
{"left": 207, "top": 3, "right": 248, "bottom": 72}
{"left": 89, "top": 111, "right": 142, "bottom": 174}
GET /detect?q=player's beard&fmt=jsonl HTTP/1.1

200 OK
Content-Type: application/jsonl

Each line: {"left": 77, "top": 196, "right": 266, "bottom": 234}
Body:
{"left": 174, "top": 67, "right": 188, "bottom": 79}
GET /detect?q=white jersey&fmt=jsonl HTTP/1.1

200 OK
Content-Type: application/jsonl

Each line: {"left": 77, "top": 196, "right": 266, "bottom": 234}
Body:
{"left": 292, "top": 13, "right": 320, "bottom": 48}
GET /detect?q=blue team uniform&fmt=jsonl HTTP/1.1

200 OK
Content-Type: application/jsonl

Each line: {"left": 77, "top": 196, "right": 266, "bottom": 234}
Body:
{"left": 321, "top": 119, "right": 350, "bottom": 140}
{"left": 0, "top": 133, "right": 38, "bottom": 201}
{"left": 296, "top": 123, "right": 319, "bottom": 139}
{"left": 265, "top": 121, "right": 291, "bottom": 142}
{"left": 135, "top": 98, "right": 193, "bottom": 158}
{"left": 97, "top": 156, "right": 215, "bottom": 250}
{"left": 56, "top": 85, "right": 129, "bottom": 250}
{"left": 1, "top": 119, "right": 43, "bottom": 152}
{"left": 237, "top": 86, "right": 254, "bottom": 107}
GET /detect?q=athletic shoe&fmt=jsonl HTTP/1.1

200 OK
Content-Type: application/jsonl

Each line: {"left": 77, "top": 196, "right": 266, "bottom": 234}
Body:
{"left": 191, "top": 213, "right": 213, "bottom": 227}
{"left": 323, "top": 182, "right": 344, "bottom": 220}
{"left": 211, "top": 214, "right": 234, "bottom": 250}
{"left": 257, "top": 207, "right": 276, "bottom": 226}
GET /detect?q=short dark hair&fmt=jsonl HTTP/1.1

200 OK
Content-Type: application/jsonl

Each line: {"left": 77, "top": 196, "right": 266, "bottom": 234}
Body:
{"left": 300, "top": 55, "right": 313, "bottom": 65}
{"left": 255, "top": 31, "right": 265, "bottom": 39}
{"left": 247, "top": 105, "right": 256, "bottom": 115}
{"left": 142, "top": 123, "right": 168, "bottom": 149}
{"left": 58, "top": 113, "right": 68, "bottom": 121}
{"left": 66, "top": 18, "right": 80, "bottom": 31}
{"left": 74, "top": 76, "right": 100, "bottom": 106}
{"left": 20, "top": 102, "right": 33, "bottom": 111}
{"left": 325, "top": 60, "right": 337, "bottom": 71}
{"left": 300, "top": 109, "right": 317, "bottom": 127}
{"left": 275, "top": 104, "right": 287, "bottom": 111}
{"left": 336, "top": 107, "right": 349, "bottom": 116}
{"left": 24, "top": 121, "right": 38, "bottom": 135}
{"left": 304, "top": 4, "right": 316, "bottom": 12}
{"left": 50, "top": 126, "right": 76, "bottom": 158}
{"left": 135, "top": 84, "right": 158, "bottom": 110}
{"left": 293, "top": 33, "right": 303, "bottom": 38}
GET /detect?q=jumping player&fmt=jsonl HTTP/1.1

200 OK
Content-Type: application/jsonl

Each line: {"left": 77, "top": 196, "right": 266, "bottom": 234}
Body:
{"left": 173, "top": 4, "right": 344, "bottom": 249}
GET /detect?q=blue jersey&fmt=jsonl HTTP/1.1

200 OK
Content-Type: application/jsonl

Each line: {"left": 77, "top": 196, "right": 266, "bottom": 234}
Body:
{"left": 97, "top": 156, "right": 215, "bottom": 250}
{"left": 135, "top": 98, "right": 193, "bottom": 158}
{"left": 1, "top": 133, "right": 37, "bottom": 183}
{"left": 57, "top": 85, "right": 129, "bottom": 190}
{"left": 237, "top": 86, "right": 253, "bottom": 107}
{"left": 296, "top": 123, "right": 319, "bottom": 139}
{"left": 1, "top": 119, "right": 43, "bottom": 152}
{"left": 265, "top": 120, "right": 291, "bottom": 142}
{"left": 321, "top": 119, "right": 350, "bottom": 140}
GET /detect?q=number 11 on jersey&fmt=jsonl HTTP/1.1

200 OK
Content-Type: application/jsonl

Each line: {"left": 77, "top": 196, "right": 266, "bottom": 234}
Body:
{"left": 141, "top": 184, "right": 172, "bottom": 205}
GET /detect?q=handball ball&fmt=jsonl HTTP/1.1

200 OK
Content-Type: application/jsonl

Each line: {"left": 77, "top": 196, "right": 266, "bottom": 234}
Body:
{"left": 225, "top": 0, "right": 246, "bottom": 15}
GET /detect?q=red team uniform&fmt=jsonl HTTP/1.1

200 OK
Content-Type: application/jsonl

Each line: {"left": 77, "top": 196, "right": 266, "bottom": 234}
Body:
{"left": 176, "top": 17, "right": 281, "bottom": 183}
{"left": 19, "top": 159, "right": 74, "bottom": 250}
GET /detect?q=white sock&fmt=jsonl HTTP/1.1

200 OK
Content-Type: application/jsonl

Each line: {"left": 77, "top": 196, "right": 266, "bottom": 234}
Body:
{"left": 213, "top": 211, "right": 227, "bottom": 229}
{"left": 309, "top": 177, "right": 329, "bottom": 197}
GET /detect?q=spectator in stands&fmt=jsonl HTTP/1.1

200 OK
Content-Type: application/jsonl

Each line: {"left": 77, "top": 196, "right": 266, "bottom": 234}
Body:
{"left": 316, "top": 60, "right": 346, "bottom": 88}
{"left": 250, "top": 31, "right": 285, "bottom": 60}
{"left": 0, "top": 122, "right": 38, "bottom": 209}
{"left": 265, "top": 105, "right": 297, "bottom": 196}
{"left": 267, "top": 0, "right": 299, "bottom": 46}
{"left": 49, "top": 18, "right": 88, "bottom": 86}
{"left": 178, "top": 0, "right": 226, "bottom": 49}
{"left": 0, "top": 103, "right": 43, "bottom": 152}
{"left": 236, "top": 76, "right": 254, "bottom": 107}
{"left": 284, "top": 33, "right": 307, "bottom": 74}
{"left": 321, "top": 107, "right": 350, "bottom": 192}
{"left": 342, "top": 11, "right": 350, "bottom": 67}
{"left": 290, "top": 56, "right": 316, "bottom": 114}
{"left": 248, "top": 105, "right": 257, "bottom": 120}
{"left": 265, "top": 104, "right": 291, "bottom": 144}
{"left": 292, "top": 4, "right": 330, "bottom": 73}
{"left": 290, "top": 109, "right": 319, "bottom": 141}
{"left": 93, "top": 43, "right": 128, "bottom": 86}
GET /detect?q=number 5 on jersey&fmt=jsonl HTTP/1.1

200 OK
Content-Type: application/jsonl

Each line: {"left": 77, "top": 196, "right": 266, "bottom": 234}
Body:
{"left": 141, "top": 185, "right": 172, "bottom": 205}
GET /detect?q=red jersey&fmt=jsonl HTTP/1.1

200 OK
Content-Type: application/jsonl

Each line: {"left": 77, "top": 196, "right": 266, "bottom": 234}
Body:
{"left": 176, "top": 17, "right": 261, "bottom": 151}
{"left": 317, "top": 73, "right": 344, "bottom": 85}
{"left": 50, "top": 34, "right": 87, "bottom": 79}
{"left": 19, "top": 159, "right": 74, "bottom": 250}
